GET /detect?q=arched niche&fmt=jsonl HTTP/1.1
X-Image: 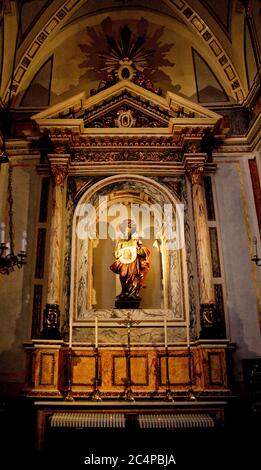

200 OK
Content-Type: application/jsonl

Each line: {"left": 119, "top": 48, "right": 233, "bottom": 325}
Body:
{"left": 92, "top": 189, "right": 163, "bottom": 310}
{"left": 69, "top": 175, "right": 190, "bottom": 326}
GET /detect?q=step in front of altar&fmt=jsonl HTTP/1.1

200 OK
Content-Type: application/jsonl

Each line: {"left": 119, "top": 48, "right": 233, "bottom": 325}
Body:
{"left": 34, "top": 400, "right": 226, "bottom": 449}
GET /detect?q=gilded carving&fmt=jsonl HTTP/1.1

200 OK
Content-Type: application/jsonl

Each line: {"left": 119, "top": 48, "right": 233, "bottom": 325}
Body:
{"left": 71, "top": 150, "right": 182, "bottom": 162}
{"left": 51, "top": 164, "right": 68, "bottom": 186}
{"left": 53, "top": 144, "right": 68, "bottom": 154}
{"left": 115, "top": 109, "right": 136, "bottom": 128}
{"left": 84, "top": 106, "right": 166, "bottom": 128}
{"left": 185, "top": 164, "right": 205, "bottom": 186}
{"left": 184, "top": 142, "right": 202, "bottom": 154}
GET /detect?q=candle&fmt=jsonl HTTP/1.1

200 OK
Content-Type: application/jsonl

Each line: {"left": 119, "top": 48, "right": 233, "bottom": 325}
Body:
{"left": 6, "top": 242, "right": 10, "bottom": 256}
{"left": 1, "top": 223, "right": 5, "bottom": 244}
{"left": 21, "top": 231, "right": 27, "bottom": 252}
{"left": 164, "top": 317, "right": 168, "bottom": 348}
{"left": 95, "top": 317, "right": 98, "bottom": 348}
{"left": 69, "top": 312, "right": 72, "bottom": 349}
{"left": 186, "top": 313, "right": 190, "bottom": 349}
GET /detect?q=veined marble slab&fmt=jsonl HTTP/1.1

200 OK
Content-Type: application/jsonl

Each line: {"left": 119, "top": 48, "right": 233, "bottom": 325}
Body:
{"left": 72, "top": 326, "right": 187, "bottom": 344}
{"left": 75, "top": 308, "right": 183, "bottom": 321}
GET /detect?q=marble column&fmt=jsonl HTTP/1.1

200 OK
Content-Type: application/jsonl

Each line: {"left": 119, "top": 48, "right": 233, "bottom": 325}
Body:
{"left": 41, "top": 156, "right": 69, "bottom": 339}
{"left": 185, "top": 156, "right": 217, "bottom": 338}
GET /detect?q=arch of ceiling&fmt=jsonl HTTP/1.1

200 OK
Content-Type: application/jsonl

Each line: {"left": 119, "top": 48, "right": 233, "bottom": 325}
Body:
{"left": 2, "top": 0, "right": 246, "bottom": 105}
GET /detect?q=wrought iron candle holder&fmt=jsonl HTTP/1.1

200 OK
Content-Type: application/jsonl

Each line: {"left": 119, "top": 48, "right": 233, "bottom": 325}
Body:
{"left": 0, "top": 243, "right": 26, "bottom": 275}
{"left": 164, "top": 346, "right": 173, "bottom": 402}
{"left": 122, "top": 314, "right": 135, "bottom": 402}
{"left": 64, "top": 347, "right": 74, "bottom": 401}
{"left": 92, "top": 346, "right": 102, "bottom": 401}
{"left": 125, "top": 319, "right": 135, "bottom": 402}
{"left": 0, "top": 165, "right": 27, "bottom": 276}
{"left": 186, "top": 346, "right": 197, "bottom": 401}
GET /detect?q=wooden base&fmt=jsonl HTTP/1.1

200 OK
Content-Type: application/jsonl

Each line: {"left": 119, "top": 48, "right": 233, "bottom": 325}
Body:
{"left": 24, "top": 341, "right": 232, "bottom": 399}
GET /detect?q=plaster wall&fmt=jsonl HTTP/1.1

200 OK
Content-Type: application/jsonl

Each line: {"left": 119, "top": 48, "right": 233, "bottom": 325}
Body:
{"left": 214, "top": 156, "right": 261, "bottom": 383}
{"left": 0, "top": 160, "right": 39, "bottom": 387}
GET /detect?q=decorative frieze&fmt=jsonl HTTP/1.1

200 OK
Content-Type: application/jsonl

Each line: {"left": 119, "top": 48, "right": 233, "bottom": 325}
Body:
{"left": 52, "top": 135, "right": 183, "bottom": 148}
{"left": 70, "top": 150, "right": 183, "bottom": 163}
{"left": 49, "top": 129, "right": 205, "bottom": 148}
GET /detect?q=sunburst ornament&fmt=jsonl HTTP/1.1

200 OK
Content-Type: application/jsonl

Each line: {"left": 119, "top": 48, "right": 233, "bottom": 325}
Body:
{"left": 79, "top": 17, "right": 174, "bottom": 95}
{"left": 96, "top": 24, "right": 155, "bottom": 75}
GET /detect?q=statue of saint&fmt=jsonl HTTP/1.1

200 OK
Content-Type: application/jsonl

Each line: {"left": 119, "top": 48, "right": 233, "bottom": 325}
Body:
{"left": 110, "top": 219, "right": 150, "bottom": 303}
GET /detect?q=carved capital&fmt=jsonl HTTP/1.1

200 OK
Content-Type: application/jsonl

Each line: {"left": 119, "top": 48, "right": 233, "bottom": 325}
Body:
{"left": 185, "top": 164, "right": 205, "bottom": 185}
{"left": 48, "top": 155, "right": 69, "bottom": 186}
{"left": 184, "top": 156, "right": 207, "bottom": 186}
{"left": 51, "top": 164, "right": 68, "bottom": 186}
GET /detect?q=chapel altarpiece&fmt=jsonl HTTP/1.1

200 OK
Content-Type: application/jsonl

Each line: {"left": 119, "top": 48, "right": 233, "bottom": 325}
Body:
{"left": 23, "top": 80, "right": 230, "bottom": 415}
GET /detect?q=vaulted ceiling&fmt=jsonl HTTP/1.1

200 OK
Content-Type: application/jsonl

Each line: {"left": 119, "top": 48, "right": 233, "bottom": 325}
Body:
{"left": 0, "top": 0, "right": 260, "bottom": 110}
